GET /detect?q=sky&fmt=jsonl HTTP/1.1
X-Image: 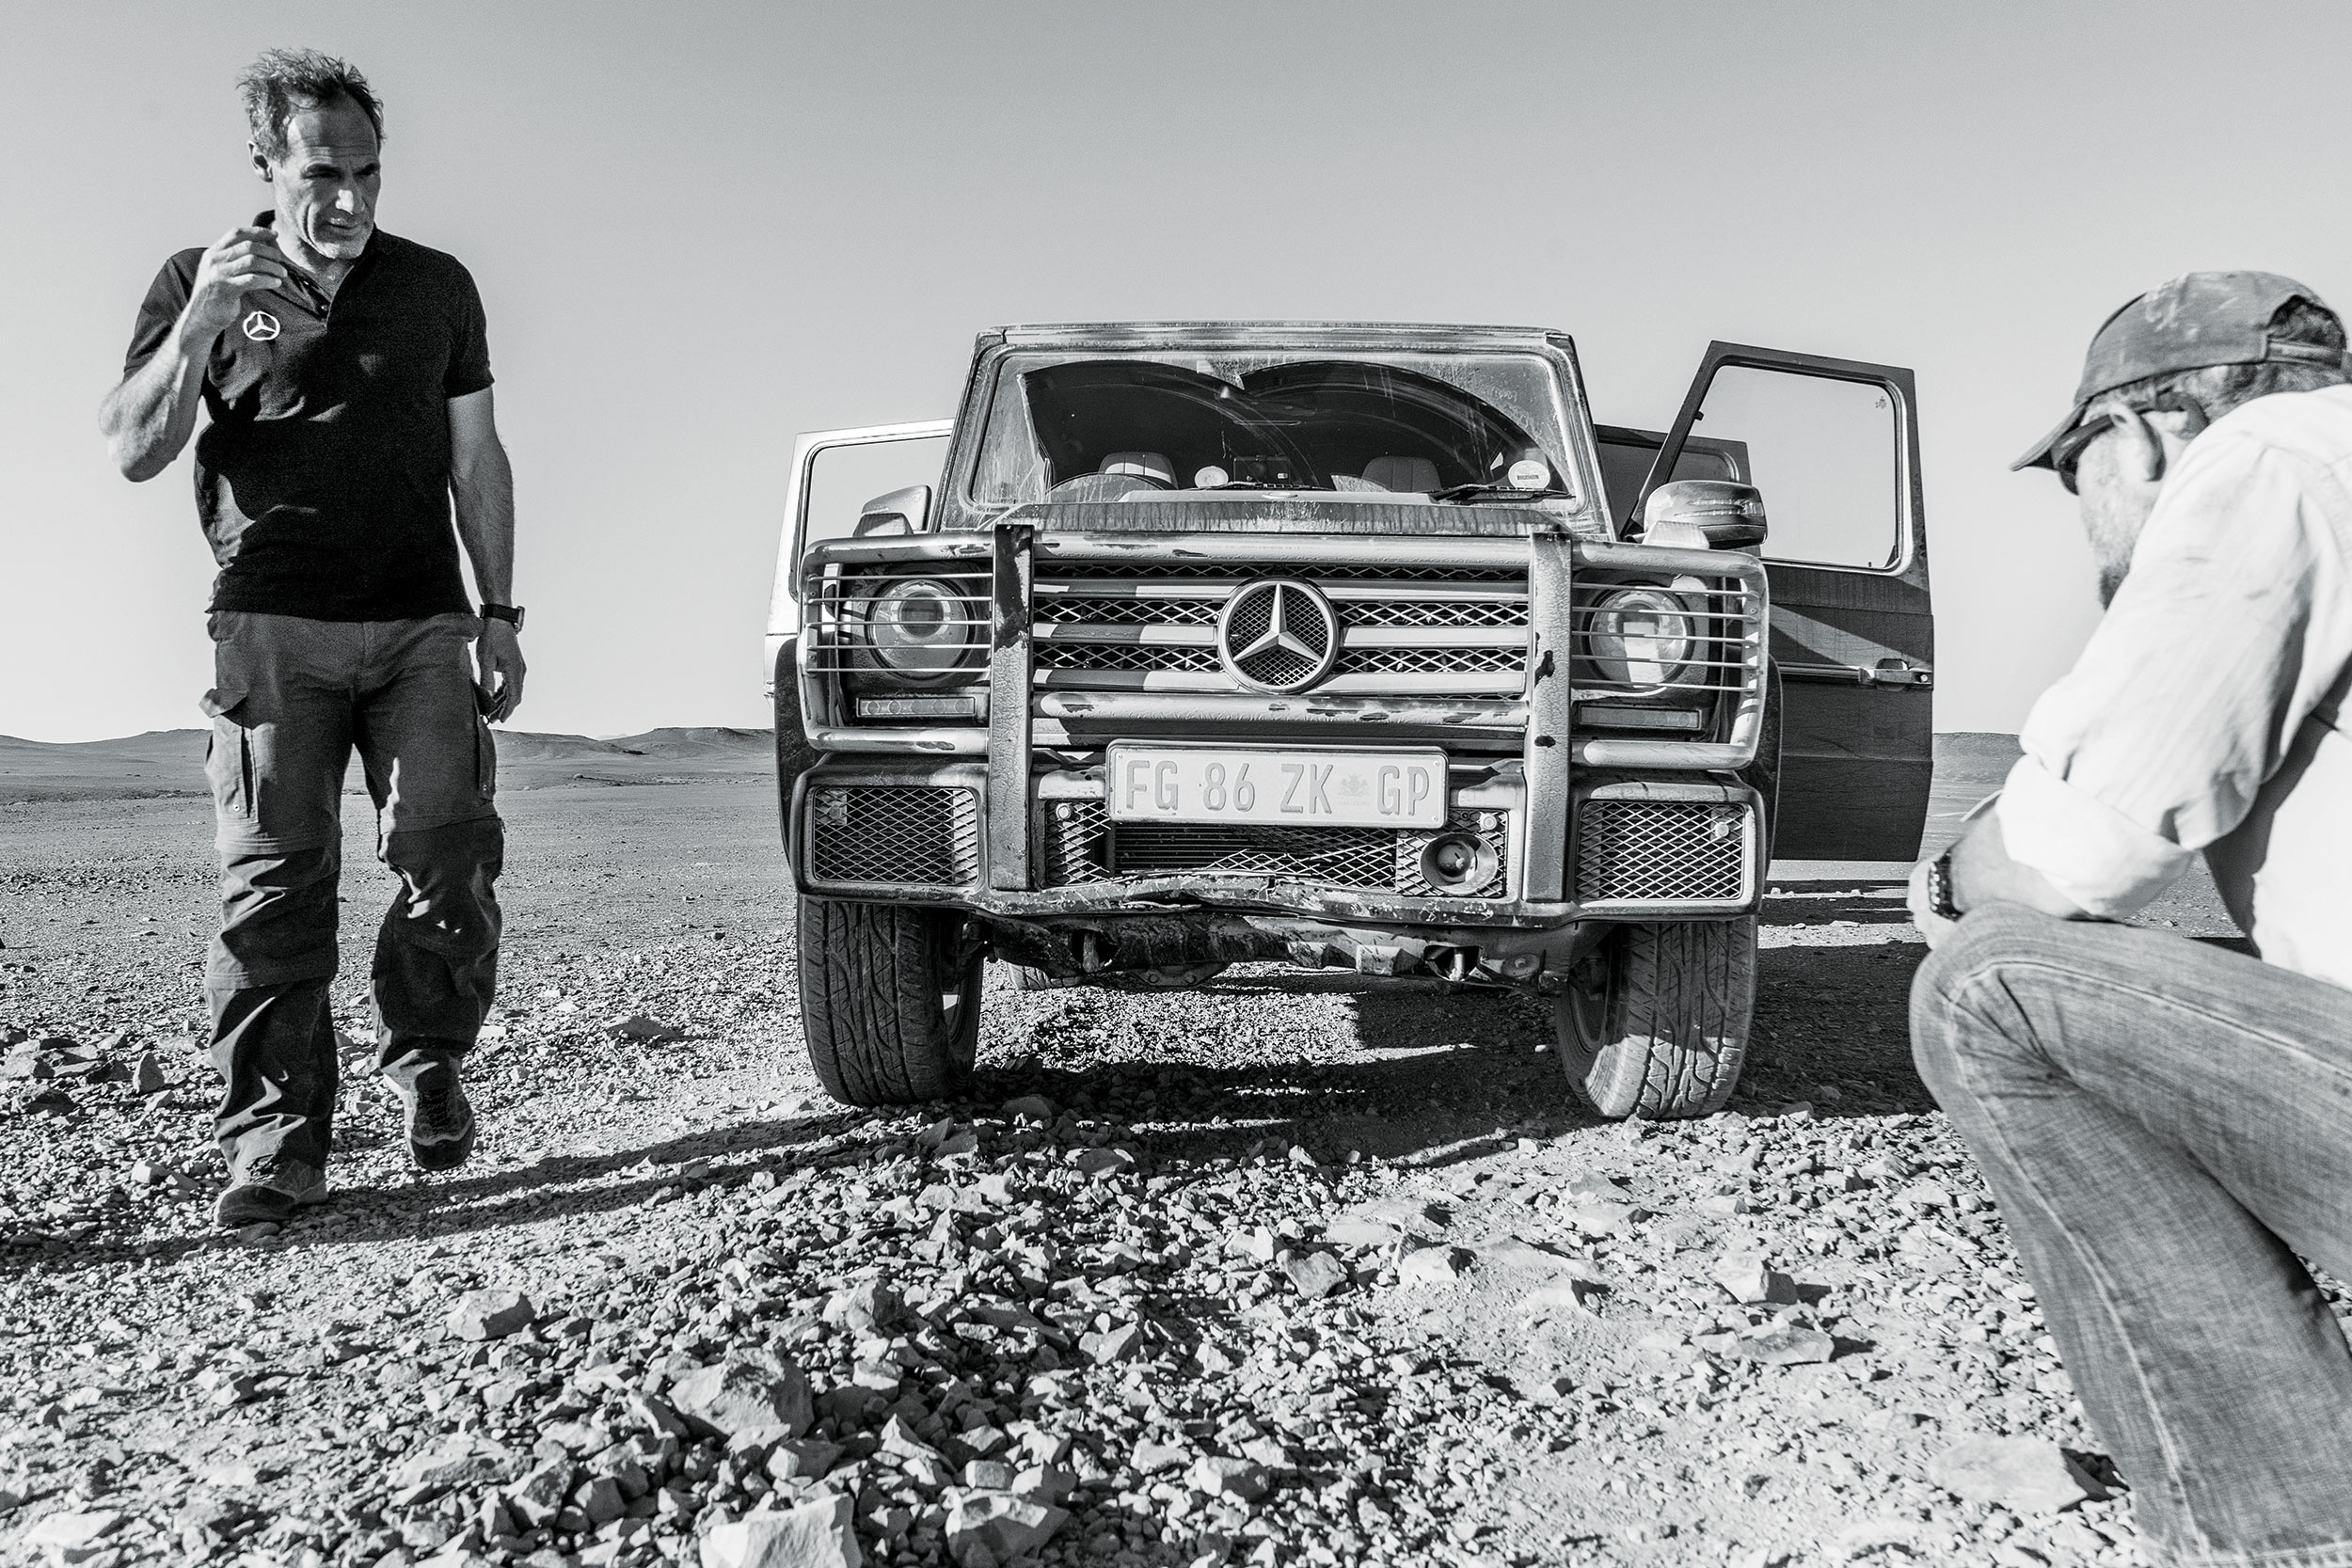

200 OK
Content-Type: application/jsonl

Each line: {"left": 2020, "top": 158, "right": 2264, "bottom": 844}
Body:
{"left": 6, "top": 0, "right": 2350, "bottom": 742}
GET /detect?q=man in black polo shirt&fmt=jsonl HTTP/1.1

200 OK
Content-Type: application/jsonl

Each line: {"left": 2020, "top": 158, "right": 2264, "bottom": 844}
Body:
{"left": 100, "top": 49, "right": 522, "bottom": 1227}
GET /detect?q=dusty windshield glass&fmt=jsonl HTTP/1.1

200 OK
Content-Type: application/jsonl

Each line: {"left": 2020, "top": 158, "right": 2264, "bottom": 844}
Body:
{"left": 969, "top": 352, "right": 1569, "bottom": 506}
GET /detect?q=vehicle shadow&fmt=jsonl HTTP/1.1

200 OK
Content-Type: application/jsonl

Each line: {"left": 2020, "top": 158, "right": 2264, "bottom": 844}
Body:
{"left": 23, "top": 936, "right": 1939, "bottom": 1273}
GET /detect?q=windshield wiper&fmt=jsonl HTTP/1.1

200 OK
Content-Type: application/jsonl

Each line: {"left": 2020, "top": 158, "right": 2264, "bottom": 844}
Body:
{"left": 1429, "top": 483, "right": 1576, "bottom": 503}
{"left": 1197, "top": 481, "right": 1316, "bottom": 491}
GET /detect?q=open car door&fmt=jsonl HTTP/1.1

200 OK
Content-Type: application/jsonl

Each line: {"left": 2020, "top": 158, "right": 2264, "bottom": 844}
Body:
{"left": 1619, "top": 344, "right": 1933, "bottom": 862}
{"left": 768, "top": 420, "right": 954, "bottom": 819}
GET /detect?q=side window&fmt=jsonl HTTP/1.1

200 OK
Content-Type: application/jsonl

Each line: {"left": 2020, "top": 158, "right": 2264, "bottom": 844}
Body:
{"left": 803, "top": 435, "right": 952, "bottom": 552}
{"left": 1683, "top": 367, "right": 1900, "bottom": 570}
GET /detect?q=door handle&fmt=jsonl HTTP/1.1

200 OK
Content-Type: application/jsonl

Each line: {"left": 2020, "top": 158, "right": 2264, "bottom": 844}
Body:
{"left": 1780, "top": 658, "right": 1933, "bottom": 689}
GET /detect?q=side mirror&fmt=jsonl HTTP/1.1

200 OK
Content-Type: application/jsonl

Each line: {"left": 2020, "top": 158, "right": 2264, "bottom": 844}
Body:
{"left": 852, "top": 483, "right": 932, "bottom": 537}
{"left": 1641, "top": 479, "right": 1767, "bottom": 551}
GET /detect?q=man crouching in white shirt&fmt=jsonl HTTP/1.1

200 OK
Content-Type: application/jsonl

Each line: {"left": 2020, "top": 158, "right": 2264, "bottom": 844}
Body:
{"left": 1910, "top": 271, "right": 2352, "bottom": 1566}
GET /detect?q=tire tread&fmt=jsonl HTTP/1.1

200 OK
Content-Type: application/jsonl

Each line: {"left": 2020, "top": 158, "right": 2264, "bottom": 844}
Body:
{"left": 798, "top": 897, "right": 977, "bottom": 1106}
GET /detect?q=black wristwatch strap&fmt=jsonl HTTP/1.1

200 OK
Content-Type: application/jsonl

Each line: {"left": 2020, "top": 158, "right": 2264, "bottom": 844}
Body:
{"left": 480, "top": 604, "right": 526, "bottom": 629}
{"left": 1928, "top": 849, "right": 1962, "bottom": 922}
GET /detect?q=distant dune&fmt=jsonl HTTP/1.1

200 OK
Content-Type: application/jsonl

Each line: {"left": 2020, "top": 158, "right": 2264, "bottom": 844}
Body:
{"left": 0, "top": 726, "right": 775, "bottom": 803}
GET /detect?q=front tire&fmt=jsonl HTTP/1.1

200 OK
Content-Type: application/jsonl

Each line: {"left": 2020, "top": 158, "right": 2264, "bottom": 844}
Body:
{"left": 798, "top": 896, "right": 980, "bottom": 1106}
{"left": 1555, "top": 918, "right": 1756, "bottom": 1119}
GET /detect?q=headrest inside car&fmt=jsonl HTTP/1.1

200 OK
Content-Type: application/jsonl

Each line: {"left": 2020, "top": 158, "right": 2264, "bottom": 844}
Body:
{"left": 1361, "top": 456, "right": 1441, "bottom": 493}
{"left": 1099, "top": 451, "right": 1175, "bottom": 486}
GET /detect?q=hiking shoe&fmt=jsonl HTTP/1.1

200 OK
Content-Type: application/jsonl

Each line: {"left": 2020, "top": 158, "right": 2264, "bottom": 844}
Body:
{"left": 215, "top": 1162, "right": 329, "bottom": 1228}
{"left": 387, "top": 1053, "right": 476, "bottom": 1172}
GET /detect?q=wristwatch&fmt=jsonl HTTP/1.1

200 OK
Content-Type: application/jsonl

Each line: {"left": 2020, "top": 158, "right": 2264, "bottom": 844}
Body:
{"left": 1926, "top": 849, "right": 1962, "bottom": 922}
{"left": 480, "top": 604, "right": 526, "bottom": 629}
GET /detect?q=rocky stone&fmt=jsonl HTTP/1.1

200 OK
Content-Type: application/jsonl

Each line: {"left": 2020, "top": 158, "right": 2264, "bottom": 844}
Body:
{"left": 1072, "top": 1147, "right": 1135, "bottom": 1177}
{"left": 1187, "top": 1456, "right": 1272, "bottom": 1502}
{"left": 1133, "top": 1439, "right": 1189, "bottom": 1474}
{"left": 1079, "top": 1323, "right": 1146, "bottom": 1364}
{"left": 1001, "top": 1095, "right": 1055, "bottom": 1124}
{"left": 1726, "top": 1322, "right": 1836, "bottom": 1367}
{"left": 391, "top": 1441, "right": 508, "bottom": 1492}
{"left": 506, "top": 1458, "right": 577, "bottom": 1527}
{"left": 669, "top": 1351, "right": 814, "bottom": 1443}
{"left": 703, "top": 1492, "right": 864, "bottom": 1568}
{"left": 821, "top": 1280, "right": 900, "bottom": 1336}
{"left": 609, "top": 1013, "right": 683, "bottom": 1042}
{"left": 1322, "top": 1216, "right": 1401, "bottom": 1250}
{"left": 448, "top": 1289, "right": 535, "bottom": 1341}
{"left": 1896, "top": 1180, "right": 1955, "bottom": 1211}
{"left": 628, "top": 1390, "right": 694, "bottom": 1440}
{"left": 946, "top": 1492, "right": 1069, "bottom": 1565}
{"left": 1927, "top": 1434, "right": 2108, "bottom": 1514}
{"left": 1396, "top": 1246, "right": 1464, "bottom": 1287}
{"left": 570, "top": 1474, "right": 622, "bottom": 1525}
{"left": 130, "top": 1052, "right": 167, "bottom": 1095}
{"left": 767, "top": 1438, "right": 842, "bottom": 1481}
{"left": 1566, "top": 1201, "right": 1641, "bottom": 1238}
{"left": 1280, "top": 1250, "right": 1347, "bottom": 1300}
{"left": 24, "top": 1510, "right": 125, "bottom": 1564}
{"left": 1712, "top": 1252, "right": 1799, "bottom": 1307}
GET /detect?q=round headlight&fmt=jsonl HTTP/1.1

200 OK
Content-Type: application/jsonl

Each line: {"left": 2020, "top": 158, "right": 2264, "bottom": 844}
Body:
{"left": 1585, "top": 587, "right": 1694, "bottom": 691}
{"left": 861, "top": 578, "right": 973, "bottom": 677}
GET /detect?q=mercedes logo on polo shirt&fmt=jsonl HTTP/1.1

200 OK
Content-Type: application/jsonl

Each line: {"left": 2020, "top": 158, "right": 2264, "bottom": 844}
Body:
{"left": 242, "top": 310, "right": 281, "bottom": 341}
{"left": 1217, "top": 578, "right": 1342, "bottom": 694}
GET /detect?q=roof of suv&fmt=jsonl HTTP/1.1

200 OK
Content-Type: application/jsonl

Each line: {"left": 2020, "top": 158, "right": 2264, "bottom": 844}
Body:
{"left": 995, "top": 322, "right": 1566, "bottom": 350}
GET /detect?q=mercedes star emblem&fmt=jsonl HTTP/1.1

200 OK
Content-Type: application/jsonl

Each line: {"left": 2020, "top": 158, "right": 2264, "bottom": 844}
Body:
{"left": 242, "top": 309, "right": 281, "bottom": 342}
{"left": 1216, "top": 578, "right": 1342, "bottom": 694}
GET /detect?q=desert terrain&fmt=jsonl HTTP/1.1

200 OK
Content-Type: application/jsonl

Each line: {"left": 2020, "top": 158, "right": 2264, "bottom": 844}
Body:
{"left": 0, "top": 729, "right": 2259, "bottom": 1568}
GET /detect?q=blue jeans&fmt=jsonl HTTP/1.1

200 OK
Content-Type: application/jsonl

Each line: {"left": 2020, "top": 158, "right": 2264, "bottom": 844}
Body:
{"left": 202, "top": 611, "right": 503, "bottom": 1178}
{"left": 1912, "top": 905, "right": 2352, "bottom": 1567}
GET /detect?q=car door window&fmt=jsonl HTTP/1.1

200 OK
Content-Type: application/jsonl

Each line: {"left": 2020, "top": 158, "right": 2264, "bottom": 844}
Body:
{"left": 803, "top": 434, "right": 952, "bottom": 550}
{"left": 1684, "top": 367, "right": 1901, "bottom": 570}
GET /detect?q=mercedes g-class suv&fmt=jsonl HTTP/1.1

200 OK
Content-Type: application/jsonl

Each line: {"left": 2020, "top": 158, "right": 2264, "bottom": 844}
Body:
{"left": 767, "top": 324, "right": 1931, "bottom": 1118}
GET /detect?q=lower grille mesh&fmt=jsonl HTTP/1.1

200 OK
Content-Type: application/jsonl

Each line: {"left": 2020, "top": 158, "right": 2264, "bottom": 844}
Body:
{"left": 1116, "top": 823, "right": 1398, "bottom": 887}
{"left": 1575, "top": 800, "right": 1748, "bottom": 902}
{"left": 808, "top": 785, "right": 980, "bottom": 887}
{"left": 1039, "top": 800, "right": 1509, "bottom": 897}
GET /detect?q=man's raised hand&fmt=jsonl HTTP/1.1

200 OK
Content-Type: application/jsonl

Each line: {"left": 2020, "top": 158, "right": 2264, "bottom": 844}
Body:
{"left": 183, "top": 227, "right": 290, "bottom": 337}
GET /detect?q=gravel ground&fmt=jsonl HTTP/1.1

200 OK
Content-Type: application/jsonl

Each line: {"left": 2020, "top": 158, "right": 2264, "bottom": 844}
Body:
{"left": 0, "top": 772, "right": 2287, "bottom": 1568}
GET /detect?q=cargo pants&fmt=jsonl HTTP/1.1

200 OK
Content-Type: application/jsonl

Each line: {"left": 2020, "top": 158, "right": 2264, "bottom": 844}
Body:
{"left": 202, "top": 610, "right": 503, "bottom": 1180}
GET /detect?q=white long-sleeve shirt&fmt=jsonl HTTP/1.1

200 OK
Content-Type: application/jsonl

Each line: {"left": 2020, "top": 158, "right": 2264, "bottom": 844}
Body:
{"left": 1997, "top": 383, "right": 2352, "bottom": 992}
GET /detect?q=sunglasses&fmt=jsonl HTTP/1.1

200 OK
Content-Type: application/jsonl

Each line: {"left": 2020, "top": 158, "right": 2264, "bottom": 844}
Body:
{"left": 2049, "top": 416, "right": 2119, "bottom": 496}
{"left": 2049, "top": 398, "right": 2208, "bottom": 495}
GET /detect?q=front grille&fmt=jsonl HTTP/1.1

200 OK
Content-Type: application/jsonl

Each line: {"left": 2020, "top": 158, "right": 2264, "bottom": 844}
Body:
{"left": 1041, "top": 799, "right": 1112, "bottom": 885}
{"left": 1115, "top": 823, "right": 1399, "bottom": 887}
{"left": 1035, "top": 642, "right": 1219, "bottom": 673}
{"left": 1038, "top": 799, "right": 1509, "bottom": 898}
{"left": 807, "top": 785, "right": 980, "bottom": 887}
{"left": 1575, "top": 800, "right": 1749, "bottom": 902}
{"left": 1033, "top": 568, "right": 1529, "bottom": 692}
{"left": 1338, "top": 645, "right": 1524, "bottom": 675}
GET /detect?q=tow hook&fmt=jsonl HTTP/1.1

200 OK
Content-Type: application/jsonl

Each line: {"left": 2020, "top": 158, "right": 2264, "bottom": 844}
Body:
{"left": 1426, "top": 945, "right": 1478, "bottom": 983}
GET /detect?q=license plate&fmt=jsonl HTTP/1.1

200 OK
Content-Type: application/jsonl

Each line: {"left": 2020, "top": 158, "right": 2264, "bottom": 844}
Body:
{"left": 1106, "top": 745, "right": 1446, "bottom": 828}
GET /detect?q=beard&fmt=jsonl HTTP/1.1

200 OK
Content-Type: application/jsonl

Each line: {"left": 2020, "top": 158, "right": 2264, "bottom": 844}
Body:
{"left": 2096, "top": 560, "right": 2129, "bottom": 609}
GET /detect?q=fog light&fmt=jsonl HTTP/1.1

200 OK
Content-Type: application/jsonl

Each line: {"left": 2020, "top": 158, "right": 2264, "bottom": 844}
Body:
{"left": 1419, "top": 832, "right": 1500, "bottom": 893}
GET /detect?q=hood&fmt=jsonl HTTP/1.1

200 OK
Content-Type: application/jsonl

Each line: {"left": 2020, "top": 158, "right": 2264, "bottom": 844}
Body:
{"left": 995, "top": 499, "right": 1577, "bottom": 537}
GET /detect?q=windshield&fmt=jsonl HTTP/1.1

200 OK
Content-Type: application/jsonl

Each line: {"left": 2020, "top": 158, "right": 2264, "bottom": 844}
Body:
{"left": 970, "top": 351, "right": 1571, "bottom": 506}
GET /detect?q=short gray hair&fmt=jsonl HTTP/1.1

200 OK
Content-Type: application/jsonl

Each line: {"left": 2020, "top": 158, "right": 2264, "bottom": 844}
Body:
{"left": 237, "top": 48, "right": 383, "bottom": 161}
{"left": 2110, "top": 297, "right": 2349, "bottom": 421}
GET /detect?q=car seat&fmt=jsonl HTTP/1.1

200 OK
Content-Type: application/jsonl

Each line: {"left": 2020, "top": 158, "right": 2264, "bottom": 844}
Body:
{"left": 1099, "top": 451, "right": 1176, "bottom": 486}
{"left": 1361, "top": 455, "right": 1442, "bottom": 493}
